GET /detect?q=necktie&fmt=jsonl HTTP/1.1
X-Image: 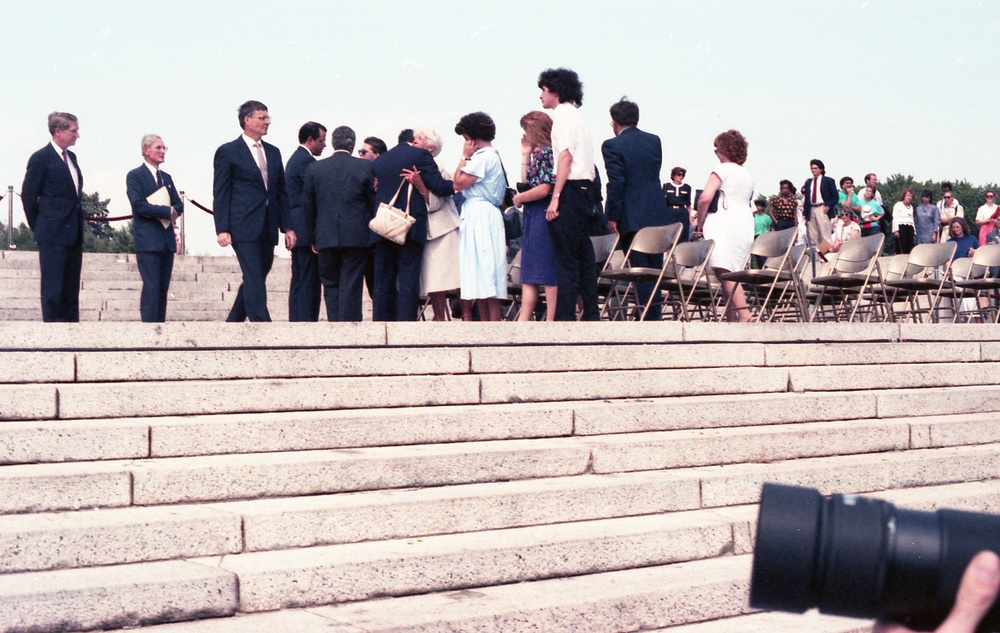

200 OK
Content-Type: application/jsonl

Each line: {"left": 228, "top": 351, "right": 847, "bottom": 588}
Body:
{"left": 62, "top": 150, "right": 70, "bottom": 169}
{"left": 254, "top": 143, "right": 268, "bottom": 190}
{"left": 156, "top": 169, "right": 163, "bottom": 188}
{"left": 811, "top": 178, "right": 818, "bottom": 205}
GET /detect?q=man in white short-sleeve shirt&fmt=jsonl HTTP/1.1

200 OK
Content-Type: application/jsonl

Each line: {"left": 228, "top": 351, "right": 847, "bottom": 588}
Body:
{"left": 538, "top": 67, "right": 600, "bottom": 321}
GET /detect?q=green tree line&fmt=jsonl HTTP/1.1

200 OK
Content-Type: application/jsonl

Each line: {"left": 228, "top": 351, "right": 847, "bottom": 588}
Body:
{"left": 1, "top": 191, "right": 134, "bottom": 253}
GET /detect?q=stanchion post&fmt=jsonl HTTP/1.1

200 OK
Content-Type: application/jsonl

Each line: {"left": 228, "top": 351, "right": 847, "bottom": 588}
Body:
{"left": 178, "top": 191, "right": 186, "bottom": 256}
{"left": 7, "top": 185, "right": 13, "bottom": 249}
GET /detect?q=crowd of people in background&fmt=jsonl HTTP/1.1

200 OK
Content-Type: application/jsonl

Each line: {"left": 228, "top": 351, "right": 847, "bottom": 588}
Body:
{"left": 21, "top": 66, "right": 1000, "bottom": 324}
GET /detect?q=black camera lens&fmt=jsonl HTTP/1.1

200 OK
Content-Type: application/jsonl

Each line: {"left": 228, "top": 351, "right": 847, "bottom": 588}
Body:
{"left": 749, "top": 483, "right": 1000, "bottom": 631}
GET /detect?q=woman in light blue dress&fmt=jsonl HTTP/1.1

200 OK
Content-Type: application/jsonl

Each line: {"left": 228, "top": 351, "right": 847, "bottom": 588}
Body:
{"left": 452, "top": 112, "right": 508, "bottom": 321}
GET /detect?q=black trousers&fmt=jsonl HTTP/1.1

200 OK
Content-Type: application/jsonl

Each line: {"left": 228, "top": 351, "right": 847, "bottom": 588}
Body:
{"left": 288, "top": 246, "right": 321, "bottom": 322}
{"left": 548, "top": 181, "right": 600, "bottom": 321}
{"left": 895, "top": 224, "right": 915, "bottom": 255}
{"left": 228, "top": 237, "right": 274, "bottom": 322}
{"left": 38, "top": 242, "right": 82, "bottom": 322}
{"left": 136, "top": 250, "right": 174, "bottom": 322}
{"left": 373, "top": 239, "right": 423, "bottom": 322}
{"left": 773, "top": 217, "right": 796, "bottom": 232}
{"left": 319, "top": 246, "right": 369, "bottom": 322}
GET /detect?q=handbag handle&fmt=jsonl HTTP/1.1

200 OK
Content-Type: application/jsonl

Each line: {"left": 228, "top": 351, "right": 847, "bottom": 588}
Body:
{"left": 386, "top": 179, "right": 413, "bottom": 217}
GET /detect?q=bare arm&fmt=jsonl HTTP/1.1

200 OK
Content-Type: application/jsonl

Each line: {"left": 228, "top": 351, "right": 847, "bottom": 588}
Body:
{"left": 546, "top": 149, "right": 573, "bottom": 221}
{"left": 694, "top": 172, "right": 722, "bottom": 234}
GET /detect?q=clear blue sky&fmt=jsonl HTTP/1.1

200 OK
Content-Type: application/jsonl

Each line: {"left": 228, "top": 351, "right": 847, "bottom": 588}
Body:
{"left": 4, "top": 0, "right": 998, "bottom": 255}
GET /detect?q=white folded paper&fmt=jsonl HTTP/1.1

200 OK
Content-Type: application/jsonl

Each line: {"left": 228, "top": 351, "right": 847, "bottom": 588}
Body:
{"left": 146, "top": 186, "right": 172, "bottom": 229}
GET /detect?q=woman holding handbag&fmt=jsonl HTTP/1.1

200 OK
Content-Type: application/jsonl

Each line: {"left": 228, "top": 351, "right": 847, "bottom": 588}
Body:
{"left": 403, "top": 128, "right": 461, "bottom": 321}
{"left": 453, "top": 112, "right": 508, "bottom": 321}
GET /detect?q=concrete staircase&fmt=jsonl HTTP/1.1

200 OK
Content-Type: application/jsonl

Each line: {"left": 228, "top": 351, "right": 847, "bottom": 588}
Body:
{"left": 0, "top": 249, "right": 358, "bottom": 322}
{"left": 2, "top": 316, "right": 1000, "bottom": 632}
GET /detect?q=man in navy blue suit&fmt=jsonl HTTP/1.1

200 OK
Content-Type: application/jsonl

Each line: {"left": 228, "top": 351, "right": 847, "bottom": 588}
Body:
{"left": 285, "top": 121, "right": 327, "bottom": 321}
{"left": 602, "top": 97, "right": 670, "bottom": 319}
{"left": 126, "top": 134, "right": 183, "bottom": 322}
{"left": 370, "top": 139, "right": 453, "bottom": 321}
{"left": 21, "top": 111, "right": 85, "bottom": 322}
{"left": 303, "top": 125, "right": 376, "bottom": 322}
{"left": 213, "top": 100, "right": 294, "bottom": 322}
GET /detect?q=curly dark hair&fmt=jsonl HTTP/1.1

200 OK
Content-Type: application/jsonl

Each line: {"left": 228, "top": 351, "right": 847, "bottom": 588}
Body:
{"left": 714, "top": 129, "right": 748, "bottom": 165}
{"left": 537, "top": 68, "right": 584, "bottom": 105}
{"left": 454, "top": 111, "right": 496, "bottom": 142}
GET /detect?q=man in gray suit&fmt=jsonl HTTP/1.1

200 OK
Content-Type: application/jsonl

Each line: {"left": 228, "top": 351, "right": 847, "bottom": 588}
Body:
{"left": 302, "top": 125, "right": 376, "bottom": 321}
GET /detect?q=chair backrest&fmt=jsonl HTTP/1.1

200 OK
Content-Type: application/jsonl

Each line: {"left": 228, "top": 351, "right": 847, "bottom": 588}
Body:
{"left": 830, "top": 233, "right": 883, "bottom": 275}
{"left": 627, "top": 223, "right": 682, "bottom": 257}
{"left": 749, "top": 226, "right": 798, "bottom": 259}
{"left": 971, "top": 244, "right": 1000, "bottom": 271}
{"left": 950, "top": 257, "right": 982, "bottom": 280}
{"left": 882, "top": 254, "right": 910, "bottom": 281}
{"left": 900, "top": 242, "right": 956, "bottom": 278}
{"left": 507, "top": 249, "right": 522, "bottom": 285}
{"left": 591, "top": 233, "right": 620, "bottom": 273}
{"left": 673, "top": 238, "right": 714, "bottom": 269}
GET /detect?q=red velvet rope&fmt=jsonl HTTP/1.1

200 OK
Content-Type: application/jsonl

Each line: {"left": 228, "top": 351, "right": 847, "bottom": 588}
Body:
{"left": 84, "top": 214, "right": 133, "bottom": 222}
{"left": 189, "top": 198, "right": 214, "bottom": 215}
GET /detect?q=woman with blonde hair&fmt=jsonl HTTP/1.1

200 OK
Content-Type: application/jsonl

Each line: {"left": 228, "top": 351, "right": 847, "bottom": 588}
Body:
{"left": 402, "top": 127, "right": 460, "bottom": 320}
{"left": 511, "top": 111, "right": 558, "bottom": 321}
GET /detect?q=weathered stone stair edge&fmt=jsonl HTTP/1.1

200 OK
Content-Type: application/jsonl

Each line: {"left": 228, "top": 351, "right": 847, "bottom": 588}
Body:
{"left": 2, "top": 428, "right": 998, "bottom": 514}
{"left": 5, "top": 394, "right": 1000, "bottom": 467}
{"left": 4, "top": 340, "right": 997, "bottom": 385}
{"left": 8, "top": 363, "right": 1000, "bottom": 422}
{"left": 11, "top": 473, "right": 1000, "bottom": 576}
{"left": 3, "top": 320, "right": 1000, "bottom": 352}
{"left": 0, "top": 483, "right": 996, "bottom": 632}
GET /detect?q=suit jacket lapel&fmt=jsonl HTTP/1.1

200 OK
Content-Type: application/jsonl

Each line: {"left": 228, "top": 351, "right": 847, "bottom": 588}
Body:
{"left": 236, "top": 138, "right": 267, "bottom": 189}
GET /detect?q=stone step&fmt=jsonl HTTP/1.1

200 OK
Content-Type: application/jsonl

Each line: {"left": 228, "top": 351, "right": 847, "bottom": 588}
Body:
{"left": 16, "top": 393, "right": 981, "bottom": 467}
{"left": 0, "top": 505, "right": 242, "bottom": 573}
{"left": 0, "top": 559, "right": 237, "bottom": 633}
{"left": 584, "top": 418, "right": 913, "bottom": 473}
{"left": 283, "top": 555, "right": 754, "bottom": 632}
{"left": 201, "top": 506, "right": 757, "bottom": 613}
{"left": 7, "top": 556, "right": 753, "bottom": 632}
{"left": 0, "top": 438, "right": 592, "bottom": 513}
{"left": 0, "top": 321, "right": 389, "bottom": 351}
{"left": 12, "top": 365, "right": 787, "bottom": 420}
{"left": 661, "top": 612, "right": 870, "bottom": 633}
{"left": 6, "top": 426, "right": 1000, "bottom": 516}
{"left": 696, "top": 442, "right": 1000, "bottom": 507}
{"left": 6, "top": 470, "right": 1000, "bottom": 585}
{"left": 0, "top": 321, "right": 919, "bottom": 351}
{"left": 0, "top": 469, "right": 696, "bottom": 572}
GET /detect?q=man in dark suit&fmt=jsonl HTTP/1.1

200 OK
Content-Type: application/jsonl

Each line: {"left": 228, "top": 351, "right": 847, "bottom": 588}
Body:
{"left": 21, "top": 111, "right": 85, "bottom": 322}
{"left": 602, "top": 97, "right": 670, "bottom": 320}
{"left": 126, "top": 134, "right": 183, "bottom": 322}
{"left": 285, "top": 121, "right": 327, "bottom": 322}
{"left": 213, "top": 100, "right": 294, "bottom": 322}
{"left": 802, "top": 158, "right": 839, "bottom": 256}
{"left": 303, "top": 126, "right": 375, "bottom": 322}
{"left": 370, "top": 139, "right": 453, "bottom": 321}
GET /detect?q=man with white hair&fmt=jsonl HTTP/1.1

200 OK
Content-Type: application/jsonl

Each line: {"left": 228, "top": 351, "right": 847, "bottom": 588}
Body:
{"left": 126, "top": 134, "right": 183, "bottom": 322}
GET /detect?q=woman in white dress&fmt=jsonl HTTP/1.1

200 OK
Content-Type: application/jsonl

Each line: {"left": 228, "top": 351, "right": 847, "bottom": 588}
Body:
{"left": 403, "top": 128, "right": 461, "bottom": 321}
{"left": 693, "top": 129, "right": 755, "bottom": 322}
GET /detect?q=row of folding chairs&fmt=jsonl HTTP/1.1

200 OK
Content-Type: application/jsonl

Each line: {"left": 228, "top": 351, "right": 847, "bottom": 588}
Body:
{"left": 805, "top": 239, "right": 1000, "bottom": 323}
{"left": 491, "top": 226, "right": 1000, "bottom": 323}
